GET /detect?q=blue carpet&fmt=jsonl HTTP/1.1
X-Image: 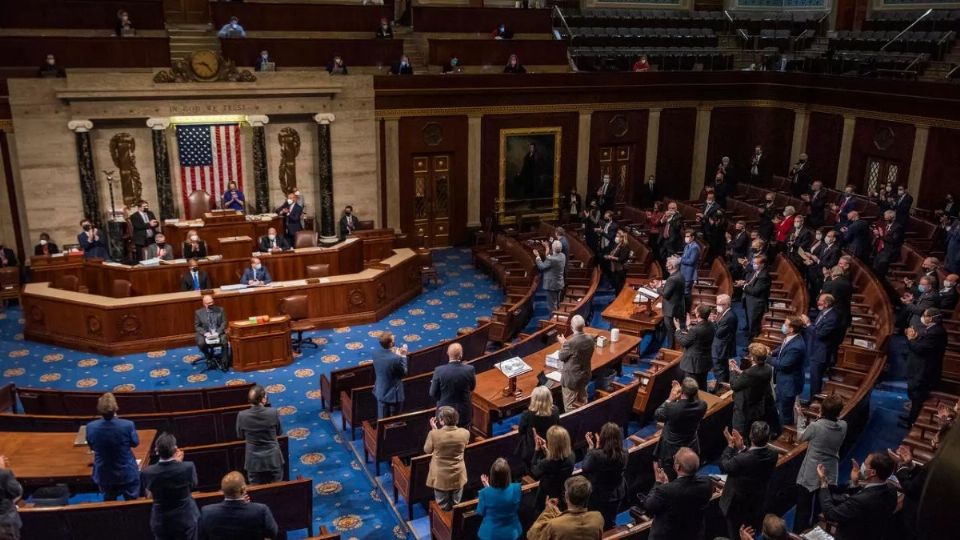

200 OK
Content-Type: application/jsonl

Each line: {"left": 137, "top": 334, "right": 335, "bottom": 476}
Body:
{"left": 0, "top": 248, "right": 504, "bottom": 539}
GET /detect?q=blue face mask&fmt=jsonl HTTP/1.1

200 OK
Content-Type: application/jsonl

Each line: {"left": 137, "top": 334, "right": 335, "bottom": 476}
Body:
{"left": 918, "top": 284, "right": 927, "bottom": 293}
{"left": 781, "top": 323, "right": 789, "bottom": 335}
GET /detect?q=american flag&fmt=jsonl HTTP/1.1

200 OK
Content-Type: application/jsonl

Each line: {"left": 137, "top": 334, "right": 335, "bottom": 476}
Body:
{"left": 176, "top": 124, "right": 244, "bottom": 212}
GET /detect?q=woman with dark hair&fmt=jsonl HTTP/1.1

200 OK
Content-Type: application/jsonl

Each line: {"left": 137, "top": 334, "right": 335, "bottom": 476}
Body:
{"left": 503, "top": 54, "right": 526, "bottom": 74}
{"left": 729, "top": 342, "right": 776, "bottom": 436}
{"left": 476, "top": 458, "right": 522, "bottom": 540}
{"left": 792, "top": 393, "right": 847, "bottom": 534}
{"left": 530, "top": 425, "right": 575, "bottom": 513}
{"left": 581, "top": 422, "right": 627, "bottom": 529}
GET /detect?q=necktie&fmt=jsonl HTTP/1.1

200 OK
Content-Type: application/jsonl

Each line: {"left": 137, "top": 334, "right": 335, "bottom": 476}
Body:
{"left": 192, "top": 272, "right": 200, "bottom": 290}
{"left": 271, "top": 240, "right": 276, "bottom": 249}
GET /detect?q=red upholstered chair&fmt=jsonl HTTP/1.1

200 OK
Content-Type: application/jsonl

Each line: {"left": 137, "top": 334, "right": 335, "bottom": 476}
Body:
{"left": 187, "top": 190, "right": 215, "bottom": 220}
{"left": 294, "top": 231, "right": 318, "bottom": 249}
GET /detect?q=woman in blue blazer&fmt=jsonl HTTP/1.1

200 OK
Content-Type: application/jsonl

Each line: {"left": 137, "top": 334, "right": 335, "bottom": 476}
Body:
{"left": 476, "top": 458, "right": 522, "bottom": 540}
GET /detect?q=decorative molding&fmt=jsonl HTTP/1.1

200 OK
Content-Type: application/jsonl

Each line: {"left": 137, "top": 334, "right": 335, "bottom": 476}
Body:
{"left": 153, "top": 53, "right": 256, "bottom": 84}
{"left": 347, "top": 289, "right": 366, "bottom": 308}
{"left": 146, "top": 117, "right": 170, "bottom": 131}
{"left": 0, "top": 119, "right": 13, "bottom": 133}
{"left": 247, "top": 115, "right": 270, "bottom": 128}
{"left": 117, "top": 314, "right": 142, "bottom": 337}
{"left": 313, "top": 113, "right": 336, "bottom": 125}
{"left": 67, "top": 120, "right": 94, "bottom": 133}
{"left": 86, "top": 315, "right": 102, "bottom": 337}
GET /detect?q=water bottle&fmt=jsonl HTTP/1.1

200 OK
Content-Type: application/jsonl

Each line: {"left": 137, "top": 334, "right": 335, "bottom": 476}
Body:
{"left": 611, "top": 328, "right": 620, "bottom": 343}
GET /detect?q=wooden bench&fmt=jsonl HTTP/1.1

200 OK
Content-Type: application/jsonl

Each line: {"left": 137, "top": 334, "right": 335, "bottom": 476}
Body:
{"left": 0, "top": 0, "right": 165, "bottom": 30}
{"left": 473, "top": 234, "right": 539, "bottom": 343}
{"left": 0, "top": 36, "right": 171, "bottom": 68}
{"left": 220, "top": 38, "right": 404, "bottom": 68}
{"left": 11, "top": 383, "right": 255, "bottom": 416}
{"left": 211, "top": 2, "right": 393, "bottom": 32}
{"left": 179, "top": 436, "right": 290, "bottom": 492}
{"left": 427, "top": 39, "right": 569, "bottom": 67}
{"left": 412, "top": 7, "right": 554, "bottom": 34}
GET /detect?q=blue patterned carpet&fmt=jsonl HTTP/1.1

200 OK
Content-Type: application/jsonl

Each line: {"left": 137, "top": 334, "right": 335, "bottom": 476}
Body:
{"left": 0, "top": 248, "right": 504, "bottom": 540}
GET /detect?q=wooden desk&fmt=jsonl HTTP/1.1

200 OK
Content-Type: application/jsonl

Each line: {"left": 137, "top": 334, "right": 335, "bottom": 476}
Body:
{"left": 164, "top": 214, "right": 282, "bottom": 257}
{"left": 229, "top": 315, "right": 293, "bottom": 372}
{"left": 601, "top": 277, "right": 664, "bottom": 336}
{"left": 470, "top": 329, "right": 641, "bottom": 437}
{"left": 0, "top": 429, "right": 156, "bottom": 488}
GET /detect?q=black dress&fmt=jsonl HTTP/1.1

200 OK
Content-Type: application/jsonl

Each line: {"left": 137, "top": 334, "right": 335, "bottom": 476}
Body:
{"left": 515, "top": 407, "right": 560, "bottom": 469}
{"left": 582, "top": 449, "right": 627, "bottom": 529}
{"left": 530, "top": 450, "right": 575, "bottom": 512}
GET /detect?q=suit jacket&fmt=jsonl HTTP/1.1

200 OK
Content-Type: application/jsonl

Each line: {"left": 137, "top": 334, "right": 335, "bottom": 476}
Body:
{"left": 558, "top": 332, "right": 594, "bottom": 391}
{"left": 33, "top": 242, "right": 60, "bottom": 256}
{"left": 728, "top": 231, "right": 750, "bottom": 260}
{"left": 276, "top": 201, "right": 303, "bottom": 235}
{"left": 906, "top": 322, "right": 947, "bottom": 390}
{"left": 655, "top": 398, "right": 707, "bottom": 461}
{"left": 742, "top": 268, "right": 771, "bottom": 314}
{"left": 818, "top": 483, "right": 898, "bottom": 540}
{"left": 430, "top": 362, "right": 477, "bottom": 426}
{"left": 797, "top": 419, "right": 847, "bottom": 490}
{"left": 339, "top": 214, "right": 360, "bottom": 240}
{"left": 194, "top": 306, "right": 226, "bottom": 347}
{"left": 130, "top": 210, "right": 158, "bottom": 246}
{"left": 819, "top": 243, "right": 842, "bottom": 272}
{"left": 181, "top": 269, "right": 212, "bottom": 292}
{"left": 85, "top": 417, "right": 140, "bottom": 486}
{"left": 661, "top": 215, "right": 683, "bottom": 255}
{"left": 680, "top": 242, "right": 700, "bottom": 287}
{"left": 677, "top": 321, "right": 715, "bottom": 375}
{"left": 659, "top": 271, "right": 687, "bottom": 320}
{"left": 526, "top": 506, "right": 604, "bottom": 540}
{"left": 596, "top": 182, "right": 617, "bottom": 211}
{"left": 140, "top": 460, "right": 200, "bottom": 533}
{"left": 183, "top": 241, "right": 208, "bottom": 260}
{"left": 240, "top": 266, "right": 272, "bottom": 285}
{"left": 258, "top": 235, "right": 290, "bottom": 252}
{"left": 768, "top": 336, "right": 806, "bottom": 397}
{"left": 144, "top": 242, "right": 174, "bottom": 261}
{"left": 758, "top": 204, "right": 777, "bottom": 241}
{"left": 78, "top": 230, "right": 108, "bottom": 259}
{"left": 730, "top": 363, "right": 773, "bottom": 433}
{"left": 0, "top": 247, "right": 16, "bottom": 268}
{"left": 894, "top": 193, "right": 914, "bottom": 227}
{"left": 423, "top": 425, "right": 470, "bottom": 490}
{"left": 198, "top": 499, "right": 278, "bottom": 540}
{"left": 805, "top": 308, "right": 842, "bottom": 366}
{"left": 0, "top": 467, "right": 23, "bottom": 533}
{"left": 940, "top": 286, "right": 959, "bottom": 311}
{"left": 638, "top": 183, "right": 659, "bottom": 208}
{"left": 878, "top": 222, "right": 905, "bottom": 257}
{"left": 372, "top": 348, "right": 407, "bottom": 403}
{"left": 390, "top": 62, "right": 414, "bottom": 75}
{"left": 536, "top": 253, "right": 566, "bottom": 292}
{"left": 718, "top": 445, "right": 778, "bottom": 515}
{"left": 808, "top": 190, "right": 828, "bottom": 227}
{"left": 904, "top": 290, "right": 941, "bottom": 329}
{"left": 643, "top": 475, "right": 714, "bottom": 540}
{"left": 843, "top": 219, "right": 871, "bottom": 260}
{"left": 598, "top": 220, "right": 618, "bottom": 254}
{"left": 236, "top": 405, "right": 283, "bottom": 473}
{"left": 712, "top": 309, "right": 738, "bottom": 365}
{"left": 821, "top": 276, "right": 852, "bottom": 323}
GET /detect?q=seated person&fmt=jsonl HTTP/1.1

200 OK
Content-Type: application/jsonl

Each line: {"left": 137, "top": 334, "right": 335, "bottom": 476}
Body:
{"left": 222, "top": 181, "right": 245, "bottom": 212}
{"left": 218, "top": 16, "right": 246, "bottom": 38}
{"left": 254, "top": 50, "right": 273, "bottom": 72}
{"left": 182, "top": 230, "right": 208, "bottom": 259}
{"left": 339, "top": 206, "right": 360, "bottom": 240}
{"left": 198, "top": 471, "right": 278, "bottom": 539}
{"left": 144, "top": 233, "right": 174, "bottom": 260}
{"left": 327, "top": 55, "right": 348, "bottom": 75}
{"left": 181, "top": 259, "right": 212, "bottom": 292}
{"left": 503, "top": 54, "right": 526, "bottom": 74}
{"left": 34, "top": 232, "right": 60, "bottom": 256}
{"left": 240, "top": 257, "right": 272, "bottom": 286}
{"left": 115, "top": 9, "right": 136, "bottom": 37}
{"left": 78, "top": 219, "right": 109, "bottom": 260}
{"left": 442, "top": 55, "right": 463, "bottom": 74}
{"left": 259, "top": 227, "right": 290, "bottom": 252}
{"left": 390, "top": 55, "right": 414, "bottom": 75}
{"left": 376, "top": 18, "right": 393, "bottom": 39}
{"left": 38, "top": 53, "right": 65, "bottom": 78}
{"left": 194, "top": 294, "right": 227, "bottom": 369}
{"left": 492, "top": 24, "right": 514, "bottom": 40}
{"left": 633, "top": 55, "right": 651, "bottom": 72}
{"left": 0, "top": 241, "right": 17, "bottom": 268}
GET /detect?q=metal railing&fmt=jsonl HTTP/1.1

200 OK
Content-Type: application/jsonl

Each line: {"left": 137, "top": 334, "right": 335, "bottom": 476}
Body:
{"left": 880, "top": 8, "right": 933, "bottom": 51}
{"left": 553, "top": 5, "right": 574, "bottom": 43}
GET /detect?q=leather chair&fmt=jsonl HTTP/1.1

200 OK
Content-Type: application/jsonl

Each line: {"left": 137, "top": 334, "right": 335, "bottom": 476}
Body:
{"left": 111, "top": 279, "right": 132, "bottom": 298}
{"left": 294, "top": 230, "right": 318, "bottom": 249}
{"left": 306, "top": 264, "right": 330, "bottom": 278}
{"left": 0, "top": 267, "right": 20, "bottom": 308}
{"left": 187, "top": 190, "right": 214, "bottom": 220}
{"left": 54, "top": 274, "right": 79, "bottom": 292}
{"left": 279, "top": 295, "right": 317, "bottom": 352}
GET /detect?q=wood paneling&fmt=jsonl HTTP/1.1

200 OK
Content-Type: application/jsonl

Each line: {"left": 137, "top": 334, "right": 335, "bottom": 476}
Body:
{"left": 848, "top": 118, "right": 915, "bottom": 191}
{"left": 220, "top": 38, "right": 403, "bottom": 68}
{"left": 588, "top": 110, "right": 649, "bottom": 206}
{"left": 0, "top": 0, "right": 165, "bottom": 30}
{"left": 919, "top": 127, "right": 960, "bottom": 210}
{"left": 411, "top": 7, "right": 554, "bottom": 33}
{"left": 427, "top": 40, "right": 568, "bottom": 66}
{"left": 706, "top": 107, "right": 795, "bottom": 186}
{"left": 805, "top": 111, "right": 845, "bottom": 186}
{"left": 0, "top": 37, "right": 170, "bottom": 68}
{"left": 210, "top": 3, "right": 393, "bottom": 32}
{"left": 655, "top": 108, "right": 697, "bottom": 200}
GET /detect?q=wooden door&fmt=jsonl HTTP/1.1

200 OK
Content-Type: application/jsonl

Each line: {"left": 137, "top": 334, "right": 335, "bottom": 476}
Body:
{"left": 863, "top": 156, "right": 902, "bottom": 194}
{"left": 163, "top": 0, "right": 209, "bottom": 25}
{"left": 598, "top": 145, "right": 632, "bottom": 206}
{"left": 413, "top": 154, "right": 452, "bottom": 248}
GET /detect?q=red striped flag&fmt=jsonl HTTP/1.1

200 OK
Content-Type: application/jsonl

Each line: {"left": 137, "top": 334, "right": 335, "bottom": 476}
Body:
{"left": 175, "top": 124, "right": 244, "bottom": 213}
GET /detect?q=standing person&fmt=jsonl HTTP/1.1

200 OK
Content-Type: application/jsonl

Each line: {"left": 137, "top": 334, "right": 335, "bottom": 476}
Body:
{"left": 130, "top": 200, "right": 159, "bottom": 260}
{"left": 711, "top": 294, "right": 738, "bottom": 387}
{"left": 526, "top": 476, "right": 604, "bottom": 540}
{"left": 800, "top": 294, "right": 842, "bottom": 399}
{"left": 749, "top": 145, "right": 767, "bottom": 185}
{"left": 236, "top": 385, "right": 283, "bottom": 485}
{"left": 642, "top": 448, "right": 714, "bottom": 540}
{"left": 593, "top": 210, "right": 618, "bottom": 258}
{"left": 581, "top": 423, "right": 627, "bottom": 530}
{"left": 679, "top": 230, "right": 700, "bottom": 309}
{"left": 806, "top": 180, "right": 828, "bottom": 228}
{"left": 675, "top": 305, "right": 715, "bottom": 390}
{"left": 516, "top": 386, "right": 560, "bottom": 470}
{"left": 816, "top": 453, "right": 898, "bottom": 540}
{"left": 375, "top": 17, "right": 393, "bottom": 39}
{"left": 221, "top": 181, "right": 245, "bottom": 212}
{"left": 729, "top": 343, "right": 776, "bottom": 437}
{"left": 373, "top": 332, "right": 408, "bottom": 419}
{"left": 821, "top": 265, "right": 852, "bottom": 331}
{"left": 768, "top": 317, "right": 806, "bottom": 426}
{"left": 872, "top": 210, "right": 904, "bottom": 278}
{"left": 424, "top": 406, "right": 471, "bottom": 511}
{"left": 477, "top": 458, "right": 523, "bottom": 540}
{"left": 85, "top": 393, "right": 141, "bottom": 501}
{"left": 430, "top": 343, "right": 477, "bottom": 428}
{"left": 658, "top": 202, "right": 683, "bottom": 263}
{"left": 197, "top": 471, "right": 278, "bottom": 540}
{"left": 217, "top": 16, "right": 246, "bottom": 38}
{"left": 595, "top": 174, "right": 617, "bottom": 213}
{"left": 903, "top": 308, "right": 948, "bottom": 428}
{"left": 787, "top": 153, "right": 811, "bottom": 197}
{"left": 556, "top": 315, "right": 594, "bottom": 411}
{"left": 638, "top": 175, "right": 659, "bottom": 208}
{"left": 658, "top": 256, "right": 686, "bottom": 347}
{"left": 534, "top": 240, "right": 566, "bottom": 315}
{"left": 893, "top": 184, "right": 913, "bottom": 229}
{"left": 719, "top": 422, "right": 779, "bottom": 539}
{"left": 140, "top": 433, "right": 200, "bottom": 540}
{"left": 655, "top": 378, "right": 707, "bottom": 480}
{"left": 603, "top": 230, "right": 630, "bottom": 294}
{"left": 563, "top": 187, "right": 582, "bottom": 222}
{"left": 758, "top": 194, "right": 777, "bottom": 242}
{"left": 0, "top": 455, "right": 22, "bottom": 540}
{"left": 339, "top": 205, "right": 360, "bottom": 241}
{"left": 530, "top": 425, "right": 575, "bottom": 513}
{"left": 793, "top": 394, "right": 847, "bottom": 534}
{"left": 740, "top": 255, "right": 771, "bottom": 340}
{"left": 276, "top": 192, "right": 303, "bottom": 245}
{"left": 841, "top": 211, "right": 871, "bottom": 261}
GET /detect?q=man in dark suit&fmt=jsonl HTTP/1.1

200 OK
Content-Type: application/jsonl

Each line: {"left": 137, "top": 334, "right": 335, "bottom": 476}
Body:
{"left": 639, "top": 175, "right": 660, "bottom": 208}
{"left": 893, "top": 185, "right": 913, "bottom": 229}
{"left": 339, "top": 205, "right": 360, "bottom": 241}
{"left": 711, "top": 294, "right": 738, "bottom": 387}
{"left": 654, "top": 378, "right": 707, "bottom": 480}
{"left": 787, "top": 153, "right": 811, "bottom": 197}
{"left": 0, "top": 242, "right": 16, "bottom": 269}
{"left": 258, "top": 227, "right": 290, "bottom": 252}
{"left": 675, "top": 304, "right": 715, "bottom": 390}
{"left": 841, "top": 211, "right": 871, "bottom": 261}
{"left": 275, "top": 192, "right": 303, "bottom": 244}
{"left": 806, "top": 180, "right": 828, "bottom": 228}
{"left": 240, "top": 257, "right": 272, "bottom": 286}
{"left": 903, "top": 256, "right": 941, "bottom": 297}
{"left": 194, "top": 294, "right": 227, "bottom": 370}
{"left": 658, "top": 256, "right": 687, "bottom": 348}
{"left": 389, "top": 55, "right": 414, "bottom": 75}
{"left": 130, "top": 200, "right": 159, "bottom": 261}
{"left": 237, "top": 385, "right": 284, "bottom": 485}
{"left": 785, "top": 214, "right": 814, "bottom": 268}
{"left": 727, "top": 221, "right": 750, "bottom": 261}
{"left": 0, "top": 455, "right": 22, "bottom": 540}
{"left": 642, "top": 447, "right": 713, "bottom": 540}
{"left": 658, "top": 203, "right": 683, "bottom": 262}
{"left": 429, "top": 343, "right": 477, "bottom": 428}
{"left": 816, "top": 452, "right": 898, "bottom": 540}
{"left": 740, "top": 255, "right": 771, "bottom": 340}
{"left": 748, "top": 145, "right": 769, "bottom": 185}
{"left": 872, "top": 210, "right": 905, "bottom": 278}
{"left": 33, "top": 233, "right": 59, "bottom": 256}
{"left": 699, "top": 191, "right": 720, "bottom": 238}
{"left": 900, "top": 276, "right": 941, "bottom": 330}
{"left": 800, "top": 294, "right": 843, "bottom": 399}
{"left": 818, "top": 231, "right": 843, "bottom": 273}
{"left": 557, "top": 315, "right": 595, "bottom": 411}
{"left": 903, "top": 308, "right": 948, "bottom": 427}
{"left": 595, "top": 174, "right": 617, "bottom": 213}
{"left": 593, "top": 211, "right": 618, "bottom": 258}
{"left": 140, "top": 433, "right": 200, "bottom": 540}
{"left": 834, "top": 184, "right": 857, "bottom": 228}
{"left": 940, "top": 274, "right": 959, "bottom": 311}
{"left": 767, "top": 317, "right": 806, "bottom": 426}
{"left": 85, "top": 393, "right": 141, "bottom": 500}
{"left": 181, "top": 259, "right": 212, "bottom": 292}
{"left": 373, "top": 332, "right": 408, "bottom": 419}
{"left": 758, "top": 194, "right": 778, "bottom": 243}
{"left": 198, "top": 471, "right": 279, "bottom": 540}
{"left": 719, "top": 421, "right": 778, "bottom": 539}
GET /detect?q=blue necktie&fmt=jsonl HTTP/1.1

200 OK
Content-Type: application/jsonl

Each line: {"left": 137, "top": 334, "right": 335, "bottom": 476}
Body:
{"left": 192, "top": 271, "right": 200, "bottom": 290}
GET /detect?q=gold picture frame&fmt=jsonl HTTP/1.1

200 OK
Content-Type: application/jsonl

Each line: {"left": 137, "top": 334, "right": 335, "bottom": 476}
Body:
{"left": 497, "top": 127, "right": 562, "bottom": 223}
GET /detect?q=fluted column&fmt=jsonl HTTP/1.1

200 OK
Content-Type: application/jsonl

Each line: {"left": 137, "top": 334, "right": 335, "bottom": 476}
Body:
{"left": 147, "top": 117, "right": 175, "bottom": 220}
{"left": 248, "top": 115, "right": 271, "bottom": 214}
{"left": 313, "top": 113, "right": 337, "bottom": 245}
{"left": 644, "top": 108, "right": 662, "bottom": 181}
{"left": 68, "top": 120, "right": 101, "bottom": 227}
{"left": 690, "top": 105, "right": 713, "bottom": 198}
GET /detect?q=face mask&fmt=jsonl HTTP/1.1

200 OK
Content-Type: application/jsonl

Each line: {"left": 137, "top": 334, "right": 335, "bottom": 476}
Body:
{"left": 156, "top": 242, "right": 165, "bottom": 247}
{"left": 918, "top": 284, "right": 927, "bottom": 293}
{"left": 781, "top": 323, "right": 789, "bottom": 335}
{"left": 451, "top": 59, "right": 458, "bottom": 66}
{"left": 191, "top": 268, "right": 198, "bottom": 273}
{"left": 83, "top": 224, "right": 92, "bottom": 231}
{"left": 287, "top": 199, "right": 293, "bottom": 205}
{"left": 261, "top": 54, "right": 268, "bottom": 59}
{"left": 190, "top": 235, "right": 198, "bottom": 242}
{"left": 40, "top": 239, "right": 48, "bottom": 245}
{"left": 253, "top": 264, "right": 261, "bottom": 270}
{"left": 268, "top": 234, "right": 276, "bottom": 240}
{"left": 945, "top": 282, "right": 955, "bottom": 289}
{"left": 47, "top": 58, "right": 55, "bottom": 66}
{"left": 860, "top": 463, "right": 870, "bottom": 479}
{"left": 815, "top": 234, "right": 823, "bottom": 241}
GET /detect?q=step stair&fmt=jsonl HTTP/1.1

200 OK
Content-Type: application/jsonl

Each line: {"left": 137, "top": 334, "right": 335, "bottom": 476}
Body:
{"left": 167, "top": 23, "right": 221, "bottom": 64}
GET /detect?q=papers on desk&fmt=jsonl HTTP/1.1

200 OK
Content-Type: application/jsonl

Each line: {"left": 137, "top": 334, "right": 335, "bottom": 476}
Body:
{"left": 802, "top": 527, "right": 834, "bottom": 540}
{"left": 545, "top": 371, "right": 562, "bottom": 383}
{"left": 496, "top": 357, "right": 532, "bottom": 378}
{"left": 73, "top": 425, "right": 87, "bottom": 447}
{"left": 161, "top": 258, "right": 187, "bottom": 265}
{"left": 637, "top": 287, "right": 659, "bottom": 299}
{"left": 102, "top": 261, "right": 128, "bottom": 267}
{"left": 853, "top": 339, "right": 871, "bottom": 348}
{"left": 221, "top": 284, "right": 248, "bottom": 291}
{"left": 545, "top": 351, "right": 561, "bottom": 369}
{"left": 138, "top": 257, "right": 161, "bottom": 267}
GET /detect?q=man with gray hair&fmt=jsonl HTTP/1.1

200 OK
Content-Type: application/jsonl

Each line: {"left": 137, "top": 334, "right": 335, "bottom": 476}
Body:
{"left": 872, "top": 209, "right": 904, "bottom": 279}
{"left": 534, "top": 239, "right": 566, "bottom": 314}
{"left": 658, "top": 255, "right": 687, "bottom": 347}
{"left": 556, "top": 314, "right": 594, "bottom": 411}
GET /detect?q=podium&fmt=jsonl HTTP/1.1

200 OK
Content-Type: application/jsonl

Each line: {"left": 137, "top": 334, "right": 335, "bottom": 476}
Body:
{"left": 228, "top": 315, "right": 293, "bottom": 372}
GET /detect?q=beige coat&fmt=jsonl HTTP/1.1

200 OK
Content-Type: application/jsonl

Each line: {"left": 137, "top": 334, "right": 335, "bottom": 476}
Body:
{"left": 527, "top": 505, "right": 604, "bottom": 540}
{"left": 424, "top": 425, "right": 470, "bottom": 491}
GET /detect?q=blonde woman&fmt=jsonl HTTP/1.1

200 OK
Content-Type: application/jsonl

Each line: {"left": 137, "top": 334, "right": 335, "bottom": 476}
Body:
{"left": 182, "top": 229, "right": 207, "bottom": 259}
{"left": 516, "top": 386, "right": 560, "bottom": 469}
{"left": 530, "top": 425, "right": 575, "bottom": 513}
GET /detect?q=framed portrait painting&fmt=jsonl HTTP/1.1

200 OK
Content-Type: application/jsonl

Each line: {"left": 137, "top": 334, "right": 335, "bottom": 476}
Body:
{"left": 498, "top": 127, "right": 561, "bottom": 221}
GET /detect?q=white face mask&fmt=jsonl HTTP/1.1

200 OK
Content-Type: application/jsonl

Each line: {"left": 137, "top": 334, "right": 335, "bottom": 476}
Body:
{"left": 287, "top": 199, "right": 293, "bottom": 205}
{"left": 267, "top": 234, "right": 276, "bottom": 240}
{"left": 40, "top": 239, "right": 48, "bottom": 245}
{"left": 253, "top": 264, "right": 261, "bottom": 270}
{"left": 189, "top": 235, "right": 198, "bottom": 242}
{"left": 781, "top": 323, "right": 789, "bottom": 335}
